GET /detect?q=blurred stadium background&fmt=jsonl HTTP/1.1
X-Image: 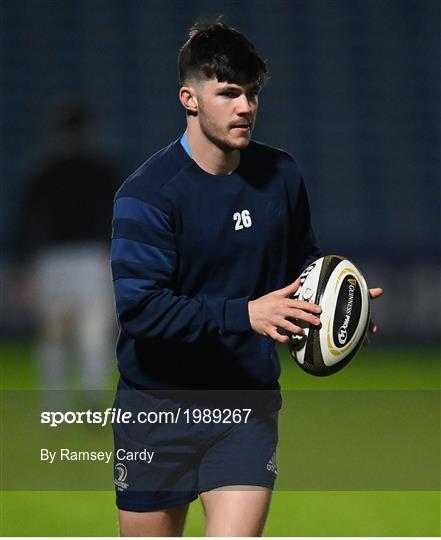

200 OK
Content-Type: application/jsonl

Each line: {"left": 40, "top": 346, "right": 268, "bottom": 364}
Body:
{"left": 0, "top": 0, "right": 439, "bottom": 536}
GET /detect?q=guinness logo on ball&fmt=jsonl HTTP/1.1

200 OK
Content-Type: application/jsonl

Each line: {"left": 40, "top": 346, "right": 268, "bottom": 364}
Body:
{"left": 333, "top": 275, "right": 361, "bottom": 347}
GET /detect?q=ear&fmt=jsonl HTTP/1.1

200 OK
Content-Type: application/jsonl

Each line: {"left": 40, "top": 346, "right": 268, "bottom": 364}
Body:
{"left": 179, "top": 86, "right": 198, "bottom": 113}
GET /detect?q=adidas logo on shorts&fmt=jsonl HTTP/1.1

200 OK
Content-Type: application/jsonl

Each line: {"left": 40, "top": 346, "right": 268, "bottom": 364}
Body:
{"left": 266, "top": 452, "right": 278, "bottom": 475}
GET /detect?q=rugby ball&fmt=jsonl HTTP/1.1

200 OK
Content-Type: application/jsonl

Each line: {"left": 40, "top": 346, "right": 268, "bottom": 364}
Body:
{"left": 289, "top": 255, "right": 370, "bottom": 376}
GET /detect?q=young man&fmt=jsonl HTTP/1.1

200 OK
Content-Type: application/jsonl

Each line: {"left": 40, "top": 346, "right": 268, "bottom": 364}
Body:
{"left": 111, "top": 19, "right": 382, "bottom": 536}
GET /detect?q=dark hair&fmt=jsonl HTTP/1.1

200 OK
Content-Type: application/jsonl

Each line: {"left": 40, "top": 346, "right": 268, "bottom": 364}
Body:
{"left": 178, "top": 17, "right": 268, "bottom": 88}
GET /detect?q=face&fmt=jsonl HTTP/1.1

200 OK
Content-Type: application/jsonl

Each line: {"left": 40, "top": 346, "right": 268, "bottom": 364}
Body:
{"left": 192, "top": 78, "right": 260, "bottom": 151}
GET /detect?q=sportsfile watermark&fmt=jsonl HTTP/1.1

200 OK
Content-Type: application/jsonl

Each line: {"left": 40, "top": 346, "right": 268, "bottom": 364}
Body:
{"left": 41, "top": 407, "right": 253, "bottom": 427}
{"left": 0, "top": 389, "right": 439, "bottom": 491}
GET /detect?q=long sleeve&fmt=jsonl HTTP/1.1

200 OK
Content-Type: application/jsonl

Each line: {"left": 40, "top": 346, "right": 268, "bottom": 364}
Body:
{"left": 289, "top": 177, "right": 322, "bottom": 278}
{"left": 111, "top": 194, "right": 251, "bottom": 342}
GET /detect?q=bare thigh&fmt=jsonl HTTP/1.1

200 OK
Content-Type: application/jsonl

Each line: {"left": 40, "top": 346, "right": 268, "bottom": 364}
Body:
{"left": 200, "top": 485, "right": 272, "bottom": 537}
{"left": 118, "top": 504, "right": 189, "bottom": 537}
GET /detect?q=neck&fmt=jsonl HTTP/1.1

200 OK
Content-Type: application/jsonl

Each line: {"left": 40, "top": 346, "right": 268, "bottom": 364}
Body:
{"left": 185, "top": 120, "right": 240, "bottom": 175}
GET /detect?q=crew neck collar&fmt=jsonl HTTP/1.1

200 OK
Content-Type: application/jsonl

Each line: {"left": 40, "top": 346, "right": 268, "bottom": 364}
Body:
{"left": 178, "top": 132, "right": 245, "bottom": 177}
{"left": 180, "top": 132, "right": 192, "bottom": 157}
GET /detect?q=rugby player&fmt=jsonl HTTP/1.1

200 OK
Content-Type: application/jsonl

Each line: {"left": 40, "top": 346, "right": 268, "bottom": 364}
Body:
{"left": 111, "top": 18, "right": 383, "bottom": 536}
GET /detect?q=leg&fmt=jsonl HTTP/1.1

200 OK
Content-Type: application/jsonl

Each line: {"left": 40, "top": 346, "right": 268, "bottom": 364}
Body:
{"left": 76, "top": 252, "right": 115, "bottom": 392}
{"left": 118, "top": 504, "right": 189, "bottom": 537}
{"left": 77, "top": 299, "right": 113, "bottom": 390}
{"left": 33, "top": 251, "right": 73, "bottom": 407}
{"left": 37, "top": 311, "right": 70, "bottom": 409}
{"left": 37, "top": 311, "right": 68, "bottom": 388}
{"left": 200, "top": 486, "right": 272, "bottom": 537}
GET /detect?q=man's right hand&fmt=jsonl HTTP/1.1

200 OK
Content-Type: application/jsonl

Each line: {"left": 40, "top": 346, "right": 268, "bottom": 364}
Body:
{"left": 248, "top": 278, "right": 322, "bottom": 344}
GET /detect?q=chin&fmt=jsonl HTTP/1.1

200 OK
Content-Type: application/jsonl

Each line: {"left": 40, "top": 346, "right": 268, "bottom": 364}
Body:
{"left": 227, "top": 136, "right": 251, "bottom": 150}
{"left": 207, "top": 131, "right": 251, "bottom": 152}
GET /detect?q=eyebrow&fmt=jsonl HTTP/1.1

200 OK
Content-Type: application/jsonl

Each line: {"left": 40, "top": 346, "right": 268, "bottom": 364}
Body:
{"left": 218, "top": 84, "right": 260, "bottom": 92}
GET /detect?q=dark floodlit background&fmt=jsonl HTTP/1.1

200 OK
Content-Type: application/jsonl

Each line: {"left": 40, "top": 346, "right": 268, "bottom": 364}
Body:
{"left": 0, "top": 0, "right": 439, "bottom": 537}
{"left": 1, "top": 0, "right": 440, "bottom": 342}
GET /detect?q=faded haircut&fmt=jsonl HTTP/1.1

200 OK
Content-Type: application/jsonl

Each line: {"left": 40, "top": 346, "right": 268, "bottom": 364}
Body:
{"left": 178, "top": 17, "right": 268, "bottom": 88}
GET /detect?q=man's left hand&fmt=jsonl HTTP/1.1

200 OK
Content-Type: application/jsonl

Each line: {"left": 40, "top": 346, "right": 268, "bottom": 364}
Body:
{"left": 363, "top": 287, "right": 384, "bottom": 346}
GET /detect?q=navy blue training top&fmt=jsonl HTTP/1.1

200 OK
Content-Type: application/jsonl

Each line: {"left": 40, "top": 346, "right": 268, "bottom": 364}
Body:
{"left": 111, "top": 137, "right": 321, "bottom": 390}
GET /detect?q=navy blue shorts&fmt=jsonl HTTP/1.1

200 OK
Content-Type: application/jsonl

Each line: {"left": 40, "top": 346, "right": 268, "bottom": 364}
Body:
{"left": 112, "top": 380, "right": 279, "bottom": 512}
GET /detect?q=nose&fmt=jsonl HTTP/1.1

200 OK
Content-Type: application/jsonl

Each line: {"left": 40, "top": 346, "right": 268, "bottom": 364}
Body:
{"left": 236, "top": 94, "right": 253, "bottom": 114}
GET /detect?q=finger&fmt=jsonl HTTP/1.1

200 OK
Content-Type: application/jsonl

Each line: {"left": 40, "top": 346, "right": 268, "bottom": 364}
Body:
{"left": 369, "top": 287, "right": 383, "bottom": 299}
{"left": 278, "top": 278, "right": 301, "bottom": 297}
{"left": 287, "top": 310, "right": 321, "bottom": 326}
{"left": 272, "top": 327, "right": 292, "bottom": 343}
{"left": 363, "top": 334, "right": 370, "bottom": 347}
{"left": 369, "top": 319, "right": 377, "bottom": 334}
{"left": 279, "top": 319, "right": 306, "bottom": 336}
{"left": 271, "top": 332, "right": 290, "bottom": 344}
{"left": 286, "top": 299, "right": 321, "bottom": 313}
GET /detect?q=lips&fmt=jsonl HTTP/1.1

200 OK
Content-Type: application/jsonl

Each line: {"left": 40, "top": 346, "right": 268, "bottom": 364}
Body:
{"left": 231, "top": 123, "right": 252, "bottom": 130}
{"left": 230, "top": 118, "right": 253, "bottom": 128}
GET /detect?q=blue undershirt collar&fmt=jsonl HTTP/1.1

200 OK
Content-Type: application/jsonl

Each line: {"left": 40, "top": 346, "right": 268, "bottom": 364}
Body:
{"left": 180, "top": 132, "right": 192, "bottom": 158}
